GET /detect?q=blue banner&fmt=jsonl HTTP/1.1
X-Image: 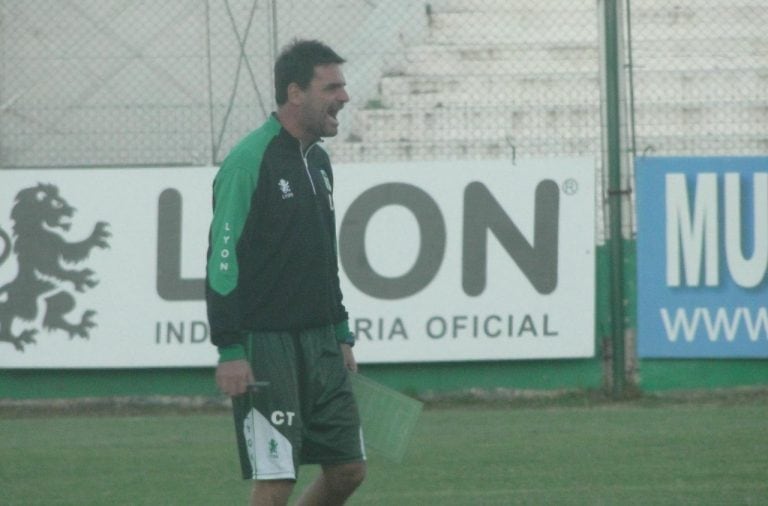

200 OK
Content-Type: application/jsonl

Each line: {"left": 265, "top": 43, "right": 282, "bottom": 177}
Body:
{"left": 636, "top": 156, "right": 768, "bottom": 358}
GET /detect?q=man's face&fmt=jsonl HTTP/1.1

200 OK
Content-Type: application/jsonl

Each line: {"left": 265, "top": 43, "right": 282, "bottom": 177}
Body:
{"left": 298, "top": 63, "right": 349, "bottom": 140}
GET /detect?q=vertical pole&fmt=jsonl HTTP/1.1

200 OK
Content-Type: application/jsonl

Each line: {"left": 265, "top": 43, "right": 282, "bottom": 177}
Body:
{"left": 268, "top": 0, "right": 279, "bottom": 106}
{"left": 271, "top": 0, "right": 279, "bottom": 60}
{"left": 603, "top": 0, "right": 626, "bottom": 398}
{"left": 624, "top": 0, "right": 638, "bottom": 158}
{"left": 204, "top": 0, "right": 217, "bottom": 165}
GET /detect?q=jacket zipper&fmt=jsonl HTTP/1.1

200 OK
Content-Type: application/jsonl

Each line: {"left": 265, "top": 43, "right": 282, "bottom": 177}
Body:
{"left": 300, "top": 142, "right": 336, "bottom": 326}
{"left": 300, "top": 144, "right": 317, "bottom": 195}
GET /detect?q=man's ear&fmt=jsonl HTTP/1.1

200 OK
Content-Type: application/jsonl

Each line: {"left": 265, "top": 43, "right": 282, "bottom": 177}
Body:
{"left": 287, "top": 82, "right": 304, "bottom": 105}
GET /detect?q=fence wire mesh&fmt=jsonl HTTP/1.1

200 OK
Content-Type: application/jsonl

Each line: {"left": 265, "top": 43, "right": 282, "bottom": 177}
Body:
{"left": 627, "top": 0, "right": 768, "bottom": 156}
{"left": 0, "top": 0, "right": 765, "bottom": 168}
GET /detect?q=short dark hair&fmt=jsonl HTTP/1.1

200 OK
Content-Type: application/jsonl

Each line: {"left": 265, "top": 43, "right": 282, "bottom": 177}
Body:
{"left": 274, "top": 39, "right": 346, "bottom": 105}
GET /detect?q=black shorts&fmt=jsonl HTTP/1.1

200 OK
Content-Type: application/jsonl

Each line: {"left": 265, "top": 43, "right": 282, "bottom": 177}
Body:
{"left": 231, "top": 325, "right": 365, "bottom": 480}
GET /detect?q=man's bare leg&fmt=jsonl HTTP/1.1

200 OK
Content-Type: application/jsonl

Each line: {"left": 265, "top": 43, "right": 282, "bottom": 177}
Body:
{"left": 251, "top": 479, "right": 294, "bottom": 506}
{"left": 295, "top": 461, "right": 367, "bottom": 505}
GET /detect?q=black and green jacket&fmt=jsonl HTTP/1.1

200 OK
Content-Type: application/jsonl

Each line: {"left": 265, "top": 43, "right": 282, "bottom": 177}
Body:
{"left": 206, "top": 114, "right": 352, "bottom": 361}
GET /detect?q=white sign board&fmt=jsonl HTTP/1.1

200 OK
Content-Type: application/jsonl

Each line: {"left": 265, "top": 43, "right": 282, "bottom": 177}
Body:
{"left": 336, "top": 159, "right": 595, "bottom": 362}
{"left": 0, "top": 159, "right": 595, "bottom": 367}
{"left": 0, "top": 168, "right": 214, "bottom": 367}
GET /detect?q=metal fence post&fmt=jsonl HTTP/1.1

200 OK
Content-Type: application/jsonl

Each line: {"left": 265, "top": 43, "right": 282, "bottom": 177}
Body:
{"left": 602, "top": 0, "right": 627, "bottom": 398}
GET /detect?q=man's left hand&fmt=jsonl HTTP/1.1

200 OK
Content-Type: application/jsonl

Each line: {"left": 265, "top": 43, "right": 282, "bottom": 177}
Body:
{"left": 340, "top": 343, "right": 357, "bottom": 373}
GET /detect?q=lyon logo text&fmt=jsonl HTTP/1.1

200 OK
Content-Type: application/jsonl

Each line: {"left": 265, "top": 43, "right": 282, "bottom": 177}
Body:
{"left": 0, "top": 183, "right": 111, "bottom": 351}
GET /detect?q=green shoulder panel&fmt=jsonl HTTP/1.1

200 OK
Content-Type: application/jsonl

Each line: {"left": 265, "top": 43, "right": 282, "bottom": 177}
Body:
{"left": 207, "top": 117, "right": 281, "bottom": 295}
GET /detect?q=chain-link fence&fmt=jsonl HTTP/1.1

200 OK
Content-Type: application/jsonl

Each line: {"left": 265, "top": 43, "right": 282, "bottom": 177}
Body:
{"left": 0, "top": 0, "right": 765, "bottom": 169}
{"left": 627, "top": 0, "right": 768, "bottom": 156}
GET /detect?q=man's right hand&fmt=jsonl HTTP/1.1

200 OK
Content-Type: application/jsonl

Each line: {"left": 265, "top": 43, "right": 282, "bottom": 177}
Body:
{"left": 215, "top": 359, "right": 255, "bottom": 397}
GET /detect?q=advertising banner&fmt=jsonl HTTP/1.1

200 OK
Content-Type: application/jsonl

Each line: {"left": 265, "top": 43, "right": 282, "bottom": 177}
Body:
{"left": 0, "top": 159, "right": 595, "bottom": 367}
{"left": 636, "top": 156, "right": 768, "bottom": 358}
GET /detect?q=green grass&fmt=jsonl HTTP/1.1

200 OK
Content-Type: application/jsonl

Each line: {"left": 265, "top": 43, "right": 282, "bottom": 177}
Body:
{"left": 2, "top": 398, "right": 767, "bottom": 505}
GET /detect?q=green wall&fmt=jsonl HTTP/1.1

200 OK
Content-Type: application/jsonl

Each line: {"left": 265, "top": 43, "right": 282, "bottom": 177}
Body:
{"left": 0, "top": 360, "right": 605, "bottom": 400}
{"left": 638, "top": 360, "right": 768, "bottom": 391}
{"left": 2, "top": 358, "right": 765, "bottom": 400}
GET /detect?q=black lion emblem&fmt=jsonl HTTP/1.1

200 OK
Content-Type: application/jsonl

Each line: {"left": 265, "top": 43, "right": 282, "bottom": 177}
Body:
{"left": 0, "top": 183, "right": 111, "bottom": 351}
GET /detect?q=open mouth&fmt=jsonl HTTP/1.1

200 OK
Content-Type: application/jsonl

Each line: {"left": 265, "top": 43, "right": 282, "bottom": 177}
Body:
{"left": 53, "top": 212, "right": 73, "bottom": 231}
{"left": 56, "top": 217, "right": 72, "bottom": 231}
{"left": 327, "top": 107, "right": 340, "bottom": 126}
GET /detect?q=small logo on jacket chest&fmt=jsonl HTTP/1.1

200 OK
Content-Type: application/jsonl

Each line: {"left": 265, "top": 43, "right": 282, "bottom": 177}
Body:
{"left": 278, "top": 179, "right": 294, "bottom": 200}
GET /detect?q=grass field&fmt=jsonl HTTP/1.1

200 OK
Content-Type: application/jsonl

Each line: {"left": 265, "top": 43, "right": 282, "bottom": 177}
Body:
{"left": 2, "top": 393, "right": 767, "bottom": 505}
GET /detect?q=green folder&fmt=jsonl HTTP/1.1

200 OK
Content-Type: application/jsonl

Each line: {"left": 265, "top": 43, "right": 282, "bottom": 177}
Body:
{"left": 351, "top": 374, "right": 423, "bottom": 462}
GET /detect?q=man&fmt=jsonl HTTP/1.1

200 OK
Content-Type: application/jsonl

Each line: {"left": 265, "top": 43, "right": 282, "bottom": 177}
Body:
{"left": 206, "top": 40, "right": 366, "bottom": 506}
